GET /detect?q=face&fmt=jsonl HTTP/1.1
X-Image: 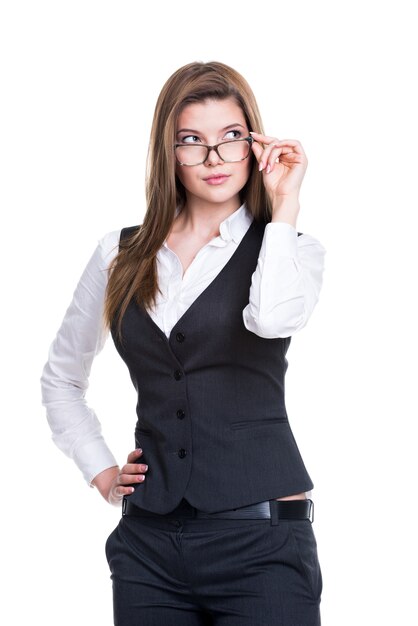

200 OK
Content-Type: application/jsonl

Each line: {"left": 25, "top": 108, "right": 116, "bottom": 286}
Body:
{"left": 175, "top": 97, "right": 252, "bottom": 213}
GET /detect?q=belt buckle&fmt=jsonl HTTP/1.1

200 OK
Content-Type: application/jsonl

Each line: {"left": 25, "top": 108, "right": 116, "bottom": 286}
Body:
{"left": 308, "top": 499, "right": 314, "bottom": 523}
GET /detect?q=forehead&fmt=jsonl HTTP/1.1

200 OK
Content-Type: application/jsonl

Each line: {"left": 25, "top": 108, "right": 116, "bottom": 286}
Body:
{"left": 176, "top": 97, "right": 246, "bottom": 131}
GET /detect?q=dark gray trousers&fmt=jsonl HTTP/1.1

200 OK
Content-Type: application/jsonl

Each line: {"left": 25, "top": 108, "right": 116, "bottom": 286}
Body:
{"left": 105, "top": 500, "right": 322, "bottom": 625}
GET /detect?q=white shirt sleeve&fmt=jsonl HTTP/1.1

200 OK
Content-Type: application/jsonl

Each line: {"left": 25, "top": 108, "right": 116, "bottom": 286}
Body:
{"left": 242, "top": 222, "right": 326, "bottom": 338}
{"left": 40, "top": 230, "right": 121, "bottom": 486}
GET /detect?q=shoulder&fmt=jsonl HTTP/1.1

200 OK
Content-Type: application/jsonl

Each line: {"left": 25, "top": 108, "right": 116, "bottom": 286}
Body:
{"left": 94, "top": 230, "right": 121, "bottom": 267}
{"left": 119, "top": 225, "right": 141, "bottom": 242}
{"left": 98, "top": 225, "right": 141, "bottom": 247}
{"left": 95, "top": 225, "right": 142, "bottom": 266}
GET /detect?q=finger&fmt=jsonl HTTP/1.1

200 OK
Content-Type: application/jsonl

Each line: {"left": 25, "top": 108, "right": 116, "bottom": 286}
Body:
{"left": 250, "top": 132, "right": 281, "bottom": 150}
{"left": 250, "top": 131, "right": 277, "bottom": 143}
{"left": 252, "top": 135, "right": 286, "bottom": 172}
{"left": 122, "top": 462, "right": 148, "bottom": 474}
{"left": 251, "top": 132, "right": 303, "bottom": 149}
{"left": 273, "top": 138, "right": 304, "bottom": 148}
{"left": 272, "top": 141, "right": 306, "bottom": 159}
{"left": 267, "top": 146, "right": 302, "bottom": 173}
{"left": 113, "top": 485, "right": 135, "bottom": 499}
{"left": 118, "top": 471, "right": 146, "bottom": 485}
{"left": 251, "top": 139, "right": 281, "bottom": 172}
{"left": 260, "top": 143, "right": 285, "bottom": 172}
{"left": 127, "top": 448, "right": 143, "bottom": 463}
{"left": 264, "top": 144, "right": 285, "bottom": 173}
{"left": 251, "top": 140, "right": 264, "bottom": 164}
{"left": 251, "top": 134, "right": 305, "bottom": 160}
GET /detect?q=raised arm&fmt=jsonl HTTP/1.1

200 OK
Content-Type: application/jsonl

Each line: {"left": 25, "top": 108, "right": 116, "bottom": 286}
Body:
{"left": 244, "top": 134, "right": 326, "bottom": 338}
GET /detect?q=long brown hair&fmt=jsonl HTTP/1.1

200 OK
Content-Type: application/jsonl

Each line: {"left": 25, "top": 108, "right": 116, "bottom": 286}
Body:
{"left": 104, "top": 61, "right": 270, "bottom": 339}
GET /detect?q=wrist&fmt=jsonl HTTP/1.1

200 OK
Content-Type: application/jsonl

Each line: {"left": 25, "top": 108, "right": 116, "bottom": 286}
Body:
{"left": 91, "top": 465, "right": 120, "bottom": 503}
{"left": 270, "top": 194, "right": 300, "bottom": 228}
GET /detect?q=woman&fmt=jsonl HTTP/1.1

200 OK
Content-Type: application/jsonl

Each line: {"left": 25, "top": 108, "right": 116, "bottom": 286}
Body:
{"left": 41, "top": 61, "right": 326, "bottom": 625}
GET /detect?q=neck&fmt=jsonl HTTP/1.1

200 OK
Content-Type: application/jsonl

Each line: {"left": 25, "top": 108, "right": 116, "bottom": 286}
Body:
{"left": 174, "top": 196, "right": 242, "bottom": 238}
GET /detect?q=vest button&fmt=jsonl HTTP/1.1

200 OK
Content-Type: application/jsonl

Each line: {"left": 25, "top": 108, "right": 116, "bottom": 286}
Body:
{"left": 176, "top": 332, "right": 185, "bottom": 343}
{"left": 174, "top": 370, "right": 183, "bottom": 381}
{"left": 177, "top": 409, "right": 185, "bottom": 419}
{"left": 178, "top": 448, "right": 187, "bottom": 459}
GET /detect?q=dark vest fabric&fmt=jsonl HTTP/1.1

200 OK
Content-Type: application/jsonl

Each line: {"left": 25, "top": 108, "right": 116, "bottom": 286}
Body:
{"left": 111, "top": 219, "right": 313, "bottom": 514}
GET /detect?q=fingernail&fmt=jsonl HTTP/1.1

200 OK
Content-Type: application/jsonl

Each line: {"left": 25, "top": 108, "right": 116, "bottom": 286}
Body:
{"left": 143, "top": 465, "right": 148, "bottom": 471}
{"left": 266, "top": 164, "right": 271, "bottom": 174}
{"left": 137, "top": 448, "right": 142, "bottom": 454}
{"left": 259, "top": 161, "right": 264, "bottom": 171}
{"left": 139, "top": 475, "right": 145, "bottom": 481}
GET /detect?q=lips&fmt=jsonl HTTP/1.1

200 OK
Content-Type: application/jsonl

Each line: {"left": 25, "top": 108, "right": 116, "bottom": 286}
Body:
{"left": 203, "top": 174, "right": 230, "bottom": 185}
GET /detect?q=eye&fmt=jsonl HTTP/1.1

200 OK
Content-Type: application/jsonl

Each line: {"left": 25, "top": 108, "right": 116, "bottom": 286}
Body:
{"left": 224, "top": 129, "right": 242, "bottom": 140}
{"left": 180, "top": 135, "right": 201, "bottom": 144}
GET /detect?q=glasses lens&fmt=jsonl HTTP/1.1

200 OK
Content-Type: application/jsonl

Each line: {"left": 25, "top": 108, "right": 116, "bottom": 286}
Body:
{"left": 217, "top": 139, "right": 250, "bottom": 162}
{"left": 175, "top": 145, "right": 207, "bottom": 166}
{"left": 175, "top": 138, "right": 251, "bottom": 165}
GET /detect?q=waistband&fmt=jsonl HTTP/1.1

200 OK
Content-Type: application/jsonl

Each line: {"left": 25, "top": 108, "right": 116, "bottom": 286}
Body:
{"left": 122, "top": 497, "right": 314, "bottom": 524}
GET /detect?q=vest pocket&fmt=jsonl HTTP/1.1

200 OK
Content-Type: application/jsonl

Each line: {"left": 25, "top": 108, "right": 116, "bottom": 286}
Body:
{"left": 230, "top": 417, "right": 288, "bottom": 430}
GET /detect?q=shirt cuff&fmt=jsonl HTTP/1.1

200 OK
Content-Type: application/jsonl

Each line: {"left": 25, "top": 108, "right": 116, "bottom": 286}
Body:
{"left": 262, "top": 222, "right": 298, "bottom": 258}
{"left": 72, "top": 438, "right": 119, "bottom": 487}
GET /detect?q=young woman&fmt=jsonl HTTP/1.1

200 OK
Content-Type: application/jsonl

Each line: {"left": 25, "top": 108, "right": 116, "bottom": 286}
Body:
{"left": 41, "top": 61, "right": 326, "bottom": 625}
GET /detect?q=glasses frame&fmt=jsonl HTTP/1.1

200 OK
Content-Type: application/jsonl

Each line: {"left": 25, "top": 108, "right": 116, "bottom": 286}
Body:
{"left": 174, "top": 136, "right": 254, "bottom": 166}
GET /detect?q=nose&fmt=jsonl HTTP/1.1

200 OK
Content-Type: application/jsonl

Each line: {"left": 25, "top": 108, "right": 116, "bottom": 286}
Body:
{"left": 205, "top": 146, "right": 223, "bottom": 167}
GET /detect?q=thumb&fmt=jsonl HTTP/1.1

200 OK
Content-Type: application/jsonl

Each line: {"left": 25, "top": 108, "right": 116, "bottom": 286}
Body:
{"left": 251, "top": 140, "right": 264, "bottom": 166}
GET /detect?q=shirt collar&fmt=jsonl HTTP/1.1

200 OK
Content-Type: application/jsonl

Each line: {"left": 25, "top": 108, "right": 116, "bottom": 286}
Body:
{"left": 219, "top": 203, "right": 253, "bottom": 244}
{"left": 163, "top": 203, "right": 253, "bottom": 249}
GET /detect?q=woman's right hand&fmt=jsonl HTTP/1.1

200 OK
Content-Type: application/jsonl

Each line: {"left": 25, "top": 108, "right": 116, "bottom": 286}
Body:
{"left": 91, "top": 448, "right": 148, "bottom": 506}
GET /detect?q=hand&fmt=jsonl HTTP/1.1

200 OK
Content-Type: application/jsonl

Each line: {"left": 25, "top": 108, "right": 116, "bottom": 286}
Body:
{"left": 250, "top": 132, "right": 308, "bottom": 203}
{"left": 91, "top": 448, "right": 148, "bottom": 506}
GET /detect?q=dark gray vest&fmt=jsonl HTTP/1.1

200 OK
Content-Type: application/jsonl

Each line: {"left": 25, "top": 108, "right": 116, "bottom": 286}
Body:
{"left": 111, "top": 219, "right": 313, "bottom": 514}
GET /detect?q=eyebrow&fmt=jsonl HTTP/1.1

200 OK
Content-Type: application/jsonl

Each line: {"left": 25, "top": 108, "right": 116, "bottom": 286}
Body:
{"left": 176, "top": 123, "right": 246, "bottom": 135}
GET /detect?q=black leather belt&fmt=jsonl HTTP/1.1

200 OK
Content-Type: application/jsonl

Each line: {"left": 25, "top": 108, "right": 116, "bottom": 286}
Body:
{"left": 122, "top": 498, "right": 314, "bottom": 523}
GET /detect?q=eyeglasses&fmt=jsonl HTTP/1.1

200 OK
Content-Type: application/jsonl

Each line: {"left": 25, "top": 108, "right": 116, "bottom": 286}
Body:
{"left": 174, "top": 136, "right": 254, "bottom": 166}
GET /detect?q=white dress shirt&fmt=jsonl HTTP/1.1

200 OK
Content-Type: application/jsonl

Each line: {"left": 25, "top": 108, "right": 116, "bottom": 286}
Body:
{"left": 41, "top": 203, "right": 326, "bottom": 486}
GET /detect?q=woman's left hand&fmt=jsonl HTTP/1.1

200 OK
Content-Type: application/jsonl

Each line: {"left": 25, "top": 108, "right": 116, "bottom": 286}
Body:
{"left": 250, "top": 132, "right": 308, "bottom": 203}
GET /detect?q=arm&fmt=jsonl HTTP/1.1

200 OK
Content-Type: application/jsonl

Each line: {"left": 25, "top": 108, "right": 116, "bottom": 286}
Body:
{"left": 41, "top": 230, "right": 150, "bottom": 505}
{"left": 243, "top": 210, "right": 326, "bottom": 338}
{"left": 40, "top": 230, "right": 121, "bottom": 487}
{"left": 244, "top": 136, "right": 326, "bottom": 338}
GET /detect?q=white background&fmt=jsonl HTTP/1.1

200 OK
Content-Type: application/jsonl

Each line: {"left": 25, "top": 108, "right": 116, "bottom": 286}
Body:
{"left": 1, "top": 1, "right": 417, "bottom": 624}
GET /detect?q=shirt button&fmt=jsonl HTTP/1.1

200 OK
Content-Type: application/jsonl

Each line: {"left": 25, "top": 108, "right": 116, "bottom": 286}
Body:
{"left": 178, "top": 448, "right": 187, "bottom": 459}
{"left": 176, "top": 332, "right": 185, "bottom": 343}
{"left": 176, "top": 409, "right": 185, "bottom": 419}
{"left": 174, "top": 370, "right": 183, "bottom": 381}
